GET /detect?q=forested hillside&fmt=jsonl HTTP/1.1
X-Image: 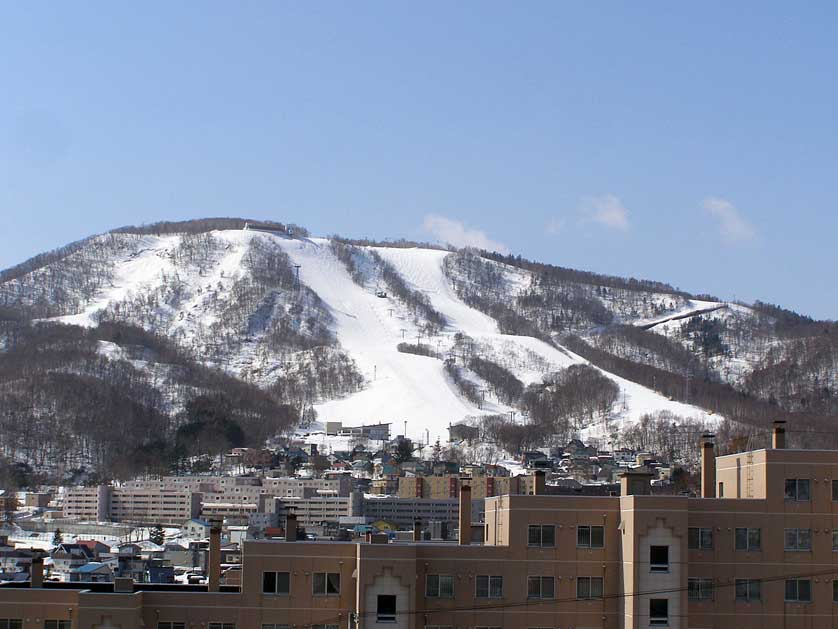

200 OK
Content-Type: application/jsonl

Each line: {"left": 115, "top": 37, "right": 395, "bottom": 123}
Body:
{"left": 0, "top": 218, "right": 834, "bottom": 483}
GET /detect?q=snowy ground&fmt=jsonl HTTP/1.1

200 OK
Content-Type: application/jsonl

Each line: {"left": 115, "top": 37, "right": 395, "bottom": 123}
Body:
{"left": 277, "top": 240, "right": 717, "bottom": 443}
{"left": 632, "top": 299, "right": 726, "bottom": 329}
{"left": 40, "top": 229, "right": 719, "bottom": 444}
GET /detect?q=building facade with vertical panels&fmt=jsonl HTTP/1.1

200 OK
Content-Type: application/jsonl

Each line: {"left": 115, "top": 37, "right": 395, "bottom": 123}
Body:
{"left": 8, "top": 422, "right": 838, "bottom": 628}
{"left": 62, "top": 486, "right": 201, "bottom": 525}
{"left": 397, "top": 473, "right": 538, "bottom": 499}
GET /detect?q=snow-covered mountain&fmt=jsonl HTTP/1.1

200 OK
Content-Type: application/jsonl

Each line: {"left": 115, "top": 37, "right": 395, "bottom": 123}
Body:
{"left": 0, "top": 218, "right": 834, "bottom": 479}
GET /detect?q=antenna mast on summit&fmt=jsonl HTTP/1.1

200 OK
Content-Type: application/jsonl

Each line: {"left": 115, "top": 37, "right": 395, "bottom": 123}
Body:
{"left": 293, "top": 264, "right": 301, "bottom": 290}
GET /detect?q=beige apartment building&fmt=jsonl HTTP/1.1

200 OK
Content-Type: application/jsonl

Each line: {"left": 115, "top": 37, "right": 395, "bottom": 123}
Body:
{"left": 123, "top": 475, "right": 352, "bottom": 498}
{"left": 62, "top": 486, "right": 201, "bottom": 525}
{"left": 398, "top": 472, "right": 539, "bottom": 499}
{"left": 7, "top": 421, "right": 838, "bottom": 628}
{"left": 62, "top": 477, "right": 351, "bottom": 525}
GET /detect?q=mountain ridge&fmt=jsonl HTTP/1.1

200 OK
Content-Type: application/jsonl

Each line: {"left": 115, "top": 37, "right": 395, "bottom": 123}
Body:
{"left": 0, "top": 218, "right": 834, "bottom": 483}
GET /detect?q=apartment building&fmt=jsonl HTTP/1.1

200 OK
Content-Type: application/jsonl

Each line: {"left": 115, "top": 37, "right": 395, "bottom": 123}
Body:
{"left": 123, "top": 475, "right": 352, "bottom": 497}
{"left": 398, "top": 472, "right": 539, "bottom": 499}
{"left": 110, "top": 489, "right": 202, "bottom": 525}
{"left": 62, "top": 477, "right": 352, "bottom": 525}
{"left": 363, "top": 496, "right": 485, "bottom": 529}
{"left": 8, "top": 421, "right": 838, "bottom": 628}
{"left": 62, "top": 486, "right": 201, "bottom": 525}
{"left": 62, "top": 486, "right": 110, "bottom": 521}
{"left": 276, "top": 493, "right": 363, "bottom": 529}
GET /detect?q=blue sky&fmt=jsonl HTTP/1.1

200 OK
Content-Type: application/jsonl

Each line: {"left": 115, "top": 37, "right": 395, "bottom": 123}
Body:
{"left": 1, "top": 2, "right": 836, "bottom": 319}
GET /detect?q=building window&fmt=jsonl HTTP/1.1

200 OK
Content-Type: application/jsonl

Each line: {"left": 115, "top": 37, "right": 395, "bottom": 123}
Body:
{"left": 833, "top": 530, "right": 838, "bottom": 551}
{"left": 313, "top": 572, "right": 341, "bottom": 595}
{"left": 262, "top": 571, "right": 290, "bottom": 595}
{"left": 262, "top": 625, "right": 290, "bottom": 629}
{"left": 577, "top": 525, "right": 605, "bottom": 548}
{"left": 311, "top": 625, "right": 339, "bottom": 629}
{"left": 476, "top": 575, "right": 503, "bottom": 598}
{"left": 527, "top": 576, "right": 554, "bottom": 599}
{"left": 0, "top": 624, "right": 22, "bottom": 629}
{"left": 207, "top": 625, "right": 235, "bottom": 629}
{"left": 718, "top": 482, "right": 724, "bottom": 497}
{"left": 426, "top": 574, "right": 454, "bottom": 598}
{"left": 649, "top": 599, "right": 668, "bottom": 625}
{"left": 785, "top": 479, "right": 811, "bottom": 501}
{"left": 735, "top": 579, "right": 761, "bottom": 601}
{"left": 735, "top": 528, "right": 761, "bottom": 551}
{"left": 785, "top": 579, "right": 812, "bottom": 602}
{"left": 834, "top": 580, "right": 838, "bottom": 603}
{"left": 528, "top": 525, "right": 555, "bottom": 547}
{"left": 650, "top": 545, "right": 669, "bottom": 572}
{"left": 688, "top": 527, "right": 713, "bottom": 550}
{"left": 45, "top": 624, "right": 71, "bottom": 629}
{"left": 833, "top": 480, "right": 838, "bottom": 501}
{"left": 688, "top": 578, "right": 714, "bottom": 600}
{"left": 377, "top": 594, "right": 397, "bottom": 622}
{"left": 784, "top": 528, "right": 812, "bottom": 551}
{"left": 576, "top": 576, "right": 603, "bottom": 600}
{"left": 158, "top": 624, "right": 185, "bottom": 629}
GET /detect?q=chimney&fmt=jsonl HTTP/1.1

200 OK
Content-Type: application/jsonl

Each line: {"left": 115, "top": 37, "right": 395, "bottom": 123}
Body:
{"left": 113, "top": 577, "right": 134, "bottom": 593}
{"left": 412, "top": 520, "right": 422, "bottom": 542}
{"left": 208, "top": 518, "right": 222, "bottom": 593}
{"left": 285, "top": 511, "right": 298, "bottom": 542}
{"left": 619, "top": 469, "right": 653, "bottom": 496}
{"left": 532, "top": 470, "right": 546, "bottom": 495}
{"left": 30, "top": 555, "right": 44, "bottom": 588}
{"left": 701, "top": 434, "right": 716, "bottom": 498}
{"left": 458, "top": 485, "right": 471, "bottom": 546}
{"left": 772, "top": 420, "right": 787, "bottom": 449}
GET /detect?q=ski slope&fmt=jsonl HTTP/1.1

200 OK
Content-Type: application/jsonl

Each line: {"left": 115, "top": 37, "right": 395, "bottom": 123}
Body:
{"left": 36, "top": 228, "right": 719, "bottom": 444}
{"left": 633, "top": 299, "right": 727, "bottom": 330}
{"left": 277, "top": 238, "right": 485, "bottom": 444}
{"left": 277, "top": 239, "right": 717, "bottom": 443}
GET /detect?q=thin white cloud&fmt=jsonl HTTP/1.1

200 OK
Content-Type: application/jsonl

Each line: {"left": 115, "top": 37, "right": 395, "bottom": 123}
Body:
{"left": 422, "top": 214, "right": 509, "bottom": 253}
{"left": 702, "top": 197, "right": 756, "bottom": 243}
{"left": 546, "top": 217, "right": 566, "bottom": 235}
{"left": 582, "top": 194, "right": 630, "bottom": 231}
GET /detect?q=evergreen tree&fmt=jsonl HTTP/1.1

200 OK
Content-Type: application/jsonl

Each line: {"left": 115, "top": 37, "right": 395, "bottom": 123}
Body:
{"left": 393, "top": 438, "right": 414, "bottom": 464}
{"left": 432, "top": 439, "right": 442, "bottom": 462}
{"left": 150, "top": 523, "right": 165, "bottom": 546}
{"left": 52, "top": 528, "right": 63, "bottom": 547}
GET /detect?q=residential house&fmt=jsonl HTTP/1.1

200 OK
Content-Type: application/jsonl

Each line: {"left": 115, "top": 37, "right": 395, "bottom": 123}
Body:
{"left": 69, "top": 561, "right": 113, "bottom": 583}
